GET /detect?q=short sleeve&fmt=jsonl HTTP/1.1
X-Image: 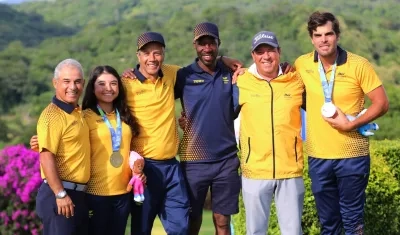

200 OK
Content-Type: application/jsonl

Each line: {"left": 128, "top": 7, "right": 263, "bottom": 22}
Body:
{"left": 357, "top": 60, "right": 383, "bottom": 94}
{"left": 37, "top": 108, "right": 63, "bottom": 154}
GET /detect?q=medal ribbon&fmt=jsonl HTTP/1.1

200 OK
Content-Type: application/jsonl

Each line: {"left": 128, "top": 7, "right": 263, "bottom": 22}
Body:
{"left": 97, "top": 105, "right": 122, "bottom": 152}
{"left": 318, "top": 56, "right": 337, "bottom": 103}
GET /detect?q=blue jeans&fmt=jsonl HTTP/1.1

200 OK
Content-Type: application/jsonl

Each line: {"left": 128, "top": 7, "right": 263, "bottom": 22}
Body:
{"left": 308, "top": 156, "right": 370, "bottom": 235}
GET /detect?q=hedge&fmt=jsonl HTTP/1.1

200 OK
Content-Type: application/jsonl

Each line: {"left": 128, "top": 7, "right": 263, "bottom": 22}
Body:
{"left": 233, "top": 140, "right": 400, "bottom": 235}
{"left": 370, "top": 140, "right": 400, "bottom": 182}
{"left": 1, "top": 141, "right": 400, "bottom": 234}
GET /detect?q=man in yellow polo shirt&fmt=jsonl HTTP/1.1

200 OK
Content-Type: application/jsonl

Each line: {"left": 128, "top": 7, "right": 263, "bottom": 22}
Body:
{"left": 123, "top": 32, "right": 189, "bottom": 235}
{"left": 35, "top": 59, "right": 90, "bottom": 235}
{"left": 294, "top": 11, "right": 389, "bottom": 234}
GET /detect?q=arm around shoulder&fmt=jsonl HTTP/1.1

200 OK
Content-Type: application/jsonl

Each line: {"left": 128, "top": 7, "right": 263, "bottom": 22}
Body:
{"left": 232, "top": 83, "right": 241, "bottom": 117}
{"left": 174, "top": 67, "right": 186, "bottom": 100}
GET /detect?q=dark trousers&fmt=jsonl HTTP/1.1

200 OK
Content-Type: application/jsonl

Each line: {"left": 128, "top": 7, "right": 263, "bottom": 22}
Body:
{"left": 36, "top": 182, "right": 88, "bottom": 235}
{"left": 87, "top": 193, "right": 131, "bottom": 235}
{"left": 308, "top": 156, "right": 370, "bottom": 235}
{"left": 130, "top": 158, "right": 190, "bottom": 235}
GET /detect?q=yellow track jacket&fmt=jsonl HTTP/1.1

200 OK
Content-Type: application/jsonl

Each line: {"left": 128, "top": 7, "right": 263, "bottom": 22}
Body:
{"left": 233, "top": 67, "right": 305, "bottom": 179}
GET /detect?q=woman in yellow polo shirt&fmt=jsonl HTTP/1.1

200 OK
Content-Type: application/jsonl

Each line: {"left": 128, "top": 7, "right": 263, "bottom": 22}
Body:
{"left": 81, "top": 65, "right": 140, "bottom": 235}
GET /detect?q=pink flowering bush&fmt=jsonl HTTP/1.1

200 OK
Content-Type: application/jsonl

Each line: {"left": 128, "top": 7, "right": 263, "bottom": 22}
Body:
{"left": 0, "top": 145, "right": 43, "bottom": 235}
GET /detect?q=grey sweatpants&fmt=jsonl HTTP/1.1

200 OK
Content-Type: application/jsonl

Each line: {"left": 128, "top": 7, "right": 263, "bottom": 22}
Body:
{"left": 242, "top": 176, "right": 305, "bottom": 235}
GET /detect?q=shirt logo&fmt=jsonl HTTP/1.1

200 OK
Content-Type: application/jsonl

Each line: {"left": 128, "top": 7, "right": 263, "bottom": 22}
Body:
{"left": 251, "top": 94, "right": 262, "bottom": 98}
{"left": 306, "top": 69, "right": 314, "bottom": 74}
{"left": 163, "top": 82, "right": 168, "bottom": 90}
{"left": 136, "top": 89, "right": 147, "bottom": 95}
{"left": 96, "top": 119, "right": 104, "bottom": 123}
{"left": 284, "top": 93, "right": 292, "bottom": 99}
{"left": 193, "top": 79, "right": 204, "bottom": 84}
{"left": 338, "top": 72, "right": 345, "bottom": 76}
{"left": 222, "top": 77, "right": 229, "bottom": 84}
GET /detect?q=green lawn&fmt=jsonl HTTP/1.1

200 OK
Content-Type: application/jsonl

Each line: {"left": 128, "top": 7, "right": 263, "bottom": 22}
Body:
{"left": 125, "top": 210, "right": 214, "bottom": 235}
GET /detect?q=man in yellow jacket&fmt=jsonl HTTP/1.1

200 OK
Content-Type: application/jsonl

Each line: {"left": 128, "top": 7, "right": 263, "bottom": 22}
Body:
{"left": 233, "top": 31, "right": 305, "bottom": 235}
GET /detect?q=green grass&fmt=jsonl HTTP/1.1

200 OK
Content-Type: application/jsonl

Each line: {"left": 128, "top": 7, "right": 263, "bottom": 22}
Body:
{"left": 125, "top": 210, "right": 215, "bottom": 235}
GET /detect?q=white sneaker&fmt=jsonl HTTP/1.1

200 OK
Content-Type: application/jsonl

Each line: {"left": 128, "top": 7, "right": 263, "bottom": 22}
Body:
{"left": 134, "top": 195, "right": 141, "bottom": 202}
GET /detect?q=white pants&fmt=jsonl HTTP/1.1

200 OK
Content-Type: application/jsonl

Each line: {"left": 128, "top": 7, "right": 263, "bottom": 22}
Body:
{"left": 242, "top": 176, "right": 305, "bottom": 235}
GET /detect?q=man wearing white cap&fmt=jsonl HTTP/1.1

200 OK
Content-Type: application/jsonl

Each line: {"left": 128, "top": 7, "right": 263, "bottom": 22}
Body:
{"left": 233, "top": 31, "right": 305, "bottom": 235}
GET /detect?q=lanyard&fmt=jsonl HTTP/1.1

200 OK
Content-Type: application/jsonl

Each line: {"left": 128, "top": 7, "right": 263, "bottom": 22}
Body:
{"left": 97, "top": 105, "right": 122, "bottom": 152}
{"left": 318, "top": 57, "right": 337, "bottom": 103}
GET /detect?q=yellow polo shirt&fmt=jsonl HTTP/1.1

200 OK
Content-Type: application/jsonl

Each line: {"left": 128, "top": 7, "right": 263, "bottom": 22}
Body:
{"left": 295, "top": 47, "right": 382, "bottom": 159}
{"left": 84, "top": 109, "right": 132, "bottom": 196}
{"left": 122, "top": 64, "right": 180, "bottom": 160}
{"left": 37, "top": 96, "right": 90, "bottom": 184}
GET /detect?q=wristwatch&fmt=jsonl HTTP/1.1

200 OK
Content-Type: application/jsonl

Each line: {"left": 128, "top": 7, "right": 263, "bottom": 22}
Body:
{"left": 55, "top": 190, "right": 67, "bottom": 199}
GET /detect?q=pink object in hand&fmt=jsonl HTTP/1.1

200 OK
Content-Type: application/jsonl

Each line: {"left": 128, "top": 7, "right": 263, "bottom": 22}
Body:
{"left": 128, "top": 151, "right": 145, "bottom": 202}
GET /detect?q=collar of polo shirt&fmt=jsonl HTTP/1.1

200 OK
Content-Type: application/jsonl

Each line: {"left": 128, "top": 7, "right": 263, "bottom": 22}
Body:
{"left": 190, "top": 58, "right": 225, "bottom": 74}
{"left": 133, "top": 64, "right": 164, "bottom": 83}
{"left": 313, "top": 46, "right": 348, "bottom": 66}
{"left": 52, "top": 96, "right": 78, "bottom": 114}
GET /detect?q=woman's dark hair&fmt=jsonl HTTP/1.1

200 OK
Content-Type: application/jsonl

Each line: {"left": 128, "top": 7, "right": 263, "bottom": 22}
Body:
{"left": 307, "top": 11, "right": 341, "bottom": 37}
{"left": 82, "top": 65, "right": 139, "bottom": 137}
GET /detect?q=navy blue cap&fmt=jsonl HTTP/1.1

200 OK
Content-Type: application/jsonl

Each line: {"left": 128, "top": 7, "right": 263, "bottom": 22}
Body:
{"left": 137, "top": 32, "right": 165, "bottom": 51}
{"left": 252, "top": 31, "right": 279, "bottom": 51}
{"left": 193, "top": 22, "right": 220, "bottom": 42}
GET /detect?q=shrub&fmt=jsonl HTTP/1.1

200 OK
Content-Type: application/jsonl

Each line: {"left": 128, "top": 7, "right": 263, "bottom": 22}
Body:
{"left": 0, "top": 145, "right": 43, "bottom": 235}
{"left": 365, "top": 140, "right": 400, "bottom": 234}
{"left": 233, "top": 140, "right": 400, "bottom": 235}
{"left": 371, "top": 140, "right": 400, "bottom": 182}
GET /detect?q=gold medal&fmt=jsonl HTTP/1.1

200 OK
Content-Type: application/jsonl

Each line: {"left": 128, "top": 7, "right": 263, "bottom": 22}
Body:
{"left": 110, "top": 152, "right": 123, "bottom": 168}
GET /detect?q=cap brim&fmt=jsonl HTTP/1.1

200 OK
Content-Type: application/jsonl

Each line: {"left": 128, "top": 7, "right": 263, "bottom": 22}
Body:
{"left": 137, "top": 40, "right": 165, "bottom": 51}
{"left": 251, "top": 42, "right": 279, "bottom": 51}
{"left": 193, "top": 33, "right": 219, "bottom": 42}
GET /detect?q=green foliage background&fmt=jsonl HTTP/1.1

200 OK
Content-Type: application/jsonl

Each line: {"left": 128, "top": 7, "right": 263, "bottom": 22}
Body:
{"left": 0, "top": 0, "right": 399, "bottom": 148}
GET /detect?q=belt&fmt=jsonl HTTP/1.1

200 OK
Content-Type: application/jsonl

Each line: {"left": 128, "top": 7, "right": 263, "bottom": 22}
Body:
{"left": 44, "top": 180, "right": 87, "bottom": 192}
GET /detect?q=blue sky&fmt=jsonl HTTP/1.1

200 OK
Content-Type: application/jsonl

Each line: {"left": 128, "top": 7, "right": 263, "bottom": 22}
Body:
{"left": 0, "top": 0, "right": 31, "bottom": 3}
